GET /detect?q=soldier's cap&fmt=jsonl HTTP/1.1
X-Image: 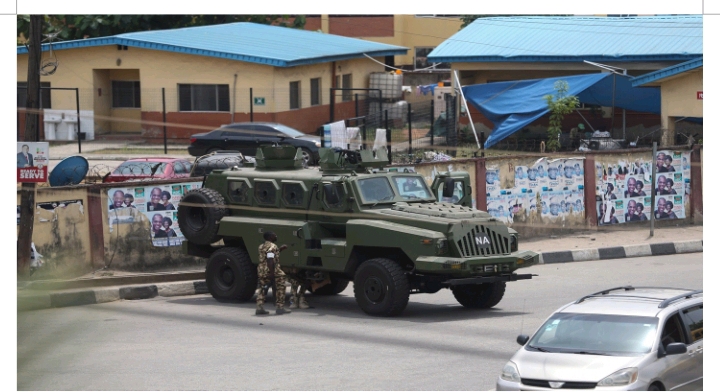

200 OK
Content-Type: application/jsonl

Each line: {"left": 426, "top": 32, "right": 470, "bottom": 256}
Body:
{"left": 263, "top": 231, "right": 276, "bottom": 240}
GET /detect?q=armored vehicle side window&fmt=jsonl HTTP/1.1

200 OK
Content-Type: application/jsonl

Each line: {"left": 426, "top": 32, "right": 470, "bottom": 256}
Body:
{"left": 282, "top": 182, "right": 306, "bottom": 207}
{"left": 358, "top": 177, "right": 395, "bottom": 203}
{"left": 437, "top": 180, "right": 464, "bottom": 203}
{"left": 323, "top": 183, "right": 346, "bottom": 209}
{"left": 228, "top": 179, "right": 251, "bottom": 204}
{"left": 254, "top": 180, "right": 278, "bottom": 206}
{"left": 392, "top": 176, "right": 432, "bottom": 200}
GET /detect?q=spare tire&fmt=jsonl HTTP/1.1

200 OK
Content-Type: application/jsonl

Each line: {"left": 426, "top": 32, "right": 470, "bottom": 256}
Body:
{"left": 178, "top": 188, "right": 227, "bottom": 245}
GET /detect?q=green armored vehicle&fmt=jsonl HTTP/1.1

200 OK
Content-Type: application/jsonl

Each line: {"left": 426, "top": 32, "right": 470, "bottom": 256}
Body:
{"left": 179, "top": 145, "right": 539, "bottom": 316}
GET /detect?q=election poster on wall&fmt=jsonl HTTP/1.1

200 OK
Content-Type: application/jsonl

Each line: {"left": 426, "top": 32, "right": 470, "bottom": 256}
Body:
{"left": 17, "top": 142, "right": 49, "bottom": 183}
{"left": 107, "top": 182, "right": 202, "bottom": 247}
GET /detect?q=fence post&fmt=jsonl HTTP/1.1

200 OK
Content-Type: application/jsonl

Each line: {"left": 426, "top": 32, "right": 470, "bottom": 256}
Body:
{"left": 430, "top": 99, "right": 434, "bottom": 147}
{"left": 584, "top": 154, "right": 597, "bottom": 228}
{"left": 475, "top": 157, "right": 487, "bottom": 211}
{"left": 75, "top": 88, "right": 81, "bottom": 154}
{"left": 690, "top": 145, "right": 703, "bottom": 222}
{"left": 407, "top": 103, "right": 412, "bottom": 155}
{"left": 162, "top": 87, "right": 167, "bottom": 154}
{"left": 385, "top": 109, "right": 391, "bottom": 164}
{"left": 355, "top": 93, "right": 359, "bottom": 118}
{"left": 650, "top": 142, "right": 657, "bottom": 237}
{"left": 362, "top": 120, "right": 367, "bottom": 150}
{"left": 250, "top": 88, "right": 254, "bottom": 122}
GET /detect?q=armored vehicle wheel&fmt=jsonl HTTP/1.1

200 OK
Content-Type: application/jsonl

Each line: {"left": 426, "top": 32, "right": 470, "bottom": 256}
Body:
{"left": 353, "top": 258, "right": 409, "bottom": 317}
{"left": 310, "top": 278, "right": 349, "bottom": 295}
{"left": 206, "top": 247, "right": 257, "bottom": 302}
{"left": 178, "top": 188, "right": 227, "bottom": 245}
{"left": 451, "top": 282, "right": 506, "bottom": 309}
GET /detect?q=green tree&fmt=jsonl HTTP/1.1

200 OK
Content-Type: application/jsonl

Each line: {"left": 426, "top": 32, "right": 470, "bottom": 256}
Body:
{"left": 18, "top": 15, "right": 306, "bottom": 43}
{"left": 543, "top": 80, "right": 579, "bottom": 152}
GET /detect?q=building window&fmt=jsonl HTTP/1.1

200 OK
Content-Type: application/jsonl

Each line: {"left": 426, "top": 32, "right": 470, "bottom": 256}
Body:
{"left": 415, "top": 47, "right": 449, "bottom": 70}
{"left": 342, "top": 74, "right": 352, "bottom": 102}
{"left": 178, "top": 84, "right": 229, "bottom": 112}
{"left": 17, "top": 82, "right": 51, "bottom": 108}
{"left": 290, "top": 81, "right": 301, "bottom": 110}
{"left": 310, "top": 78, "right": 321, "bottom": 106}
{"left": 112, "top": 80, "right": 141, "bottom": 108}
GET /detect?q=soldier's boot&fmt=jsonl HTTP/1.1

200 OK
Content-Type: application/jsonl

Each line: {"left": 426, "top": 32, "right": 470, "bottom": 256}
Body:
{"left": 289, "top": 295, "right": 299, "bottom": 309}
{"left": 276, "top": 307, "right": 292, "bottom": 315}
{"left": 298, "top": 297, "right": 310, "bottom": 309}
{"left": 255, "top": 306, "right": 269, "bottom": 316}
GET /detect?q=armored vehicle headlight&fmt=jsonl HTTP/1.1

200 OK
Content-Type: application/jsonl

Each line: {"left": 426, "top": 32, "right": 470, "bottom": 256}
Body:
{"left": 436, "top": 238, "right": 448, "bottom": 255}
{"left": 500, "top": 361, "right": 521, "bottom": 382}
{"left": 598, "top": 368, "right": 638, "bottom": 386}
{"left": 510, "top": 235, "right": 518, "bottom": 252}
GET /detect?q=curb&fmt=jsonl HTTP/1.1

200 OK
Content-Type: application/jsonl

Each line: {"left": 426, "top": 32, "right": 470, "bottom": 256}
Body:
{"left": 538, "top": 239, "right": 702, "bottom": 264}
{"left": 18, "top": 280, "right": 208, "bottom": 312}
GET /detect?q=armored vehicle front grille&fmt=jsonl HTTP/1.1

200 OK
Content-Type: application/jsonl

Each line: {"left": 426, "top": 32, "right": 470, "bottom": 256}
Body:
{"left": 456, "top": 225, "right": 510, "bottom": 257}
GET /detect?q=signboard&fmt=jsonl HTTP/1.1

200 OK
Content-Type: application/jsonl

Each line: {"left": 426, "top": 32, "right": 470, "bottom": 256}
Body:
{"left": 697, "top": 91, "right": 703, "bottom": 100}
{"left": 17, "top": 142, "right": 49, "bottom": 182}
{"left": 253, "top": 97, "right": 266, "bottom": 106}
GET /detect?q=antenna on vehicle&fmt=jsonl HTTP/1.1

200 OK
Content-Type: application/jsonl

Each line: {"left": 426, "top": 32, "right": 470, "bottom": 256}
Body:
{"left": 519, "top": 299, "right": 526, "bottom": 335}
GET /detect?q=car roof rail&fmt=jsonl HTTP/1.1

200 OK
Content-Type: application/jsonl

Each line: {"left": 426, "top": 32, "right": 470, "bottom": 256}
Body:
{"left": 575, "top": 286, "right": 635, "bottom": 304}
{"left": 658, "top": 290, "right": 703, "bottom": 309}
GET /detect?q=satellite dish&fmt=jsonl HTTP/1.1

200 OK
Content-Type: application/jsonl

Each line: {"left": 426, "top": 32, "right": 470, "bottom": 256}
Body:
{"left": 49, "top": 156, "right": 89, "bottom": 187}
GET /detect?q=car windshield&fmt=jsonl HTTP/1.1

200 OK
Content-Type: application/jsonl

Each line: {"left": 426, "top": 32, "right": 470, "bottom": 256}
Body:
{"left": 392, "top": 176, "right": 433, "bottom": 201}
{"left": 274, "top": 124, "right": 305, "bottom": 138}
{"left": 527, "top": 313, "right": 658, "bottom": 356}
{"left": 113, "top": 161, "right": 167, "bottom": 176}
{"left": 357, "top": 177, "right": 396, "bottom": 203}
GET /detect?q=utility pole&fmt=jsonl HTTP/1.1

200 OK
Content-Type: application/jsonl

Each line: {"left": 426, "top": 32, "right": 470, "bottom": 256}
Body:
{"left": 18, "top": 15, "right": 43, "bottom": 275}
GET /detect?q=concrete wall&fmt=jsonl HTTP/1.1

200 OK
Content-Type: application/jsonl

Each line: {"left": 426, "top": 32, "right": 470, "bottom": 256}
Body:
{"left": 661, "top": 69, "right": 703, "bottom": 118}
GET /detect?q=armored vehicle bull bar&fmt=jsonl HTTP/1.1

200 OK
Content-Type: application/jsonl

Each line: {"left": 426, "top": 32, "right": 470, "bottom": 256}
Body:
{"left": 443, "top": 273, "right": 536, "bottom": 286}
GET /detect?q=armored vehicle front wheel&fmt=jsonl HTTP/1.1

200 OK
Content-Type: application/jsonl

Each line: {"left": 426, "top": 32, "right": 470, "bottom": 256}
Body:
{"left": 177, "top": 188, "right": 227, "bottom": 245}
{"left": 206, "top": 247, "right": 257, "bottom": 302}
{"left": 353, "top": 258, "right": 409, "bottom": 317}
{"left": 310, "top": 278, "right": 350, "bottom": 295}
{"left": 451, "top": 282, "right": 506, "bottom": 309}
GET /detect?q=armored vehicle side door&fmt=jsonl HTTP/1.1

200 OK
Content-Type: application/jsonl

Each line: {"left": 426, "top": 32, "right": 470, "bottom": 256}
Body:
{"left": 431, "top": 172, "right": 473, "bottom": 207}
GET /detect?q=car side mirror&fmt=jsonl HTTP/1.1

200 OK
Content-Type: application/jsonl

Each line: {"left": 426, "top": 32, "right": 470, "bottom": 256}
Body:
{"left": 517, "top": 335, "right": 530, "bottom": 346}
{"left": 663, "top": 342, "right": 687, "bottom": 356}
{"left": 442, "top": 178, "right": 455, "bottom": 198}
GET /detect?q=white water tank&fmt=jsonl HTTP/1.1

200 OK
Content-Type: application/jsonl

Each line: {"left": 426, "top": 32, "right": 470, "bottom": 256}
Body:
{"left": 369, "top": 72, "right": 403, "bottom": 100}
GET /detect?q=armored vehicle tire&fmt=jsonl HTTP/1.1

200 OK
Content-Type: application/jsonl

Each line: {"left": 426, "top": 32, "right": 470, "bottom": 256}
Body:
{"left": 353, "top": 258, "right": 409, "bottom": 317}
{"left": 206, "top": 247, "right": 257, "bottom": 302}
{"left": 451, "top": 282, "right": 506, "bottom": 309}
{"left": 310, "top": 278, "right": 350, "bottom": 295}
{"left": 177, "top": 188, "right": 227, "bottom": 245}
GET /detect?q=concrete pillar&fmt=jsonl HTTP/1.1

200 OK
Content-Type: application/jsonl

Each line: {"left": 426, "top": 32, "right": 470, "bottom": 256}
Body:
{"left": 87, "top": 185, "right": 106, "bottom": 269}
{"left": 661, "top": 116, "right": 677, "bottom": 147}
{"left": 321, "top": 14, "right": 329, "bottom": 33}
{"left": 583, "top": 155, "right": 598, "bottom": 227}
{"left": 690, "top": 145, "right": 703, "bottom": 223}
{"left": 475, "top": 157, "right": 487, "bottom": 211}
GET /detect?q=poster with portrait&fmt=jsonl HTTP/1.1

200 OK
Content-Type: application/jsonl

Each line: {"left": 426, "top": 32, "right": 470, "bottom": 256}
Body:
{"left": 560, "top": 159, "right": 582, "bottom": 189}
{"left": 545, "top": 160, "right": 563, "bottom": 190}
{"left": 541, "top": 191, "right": 563, "bottom": 218}
{"left": 619, "top": 174, "right": 650, "bottom": 198}
{"left": 655, "top": 150, "right": 682, "bottom": 174}
{"left": 599, "top": 198, "right": 625, "bottom": 225}
{"left": 17, "top": 142, "right": 50, "bottom": 183}
{"left": 566, "top": 190, "right": 584, "bottom": 215}
{"left": 486, "top": 167, "right": 501, "bottom": 197}
{"left": 107, "top": 182, "right": 202, "bottom": 247}
{"left": 623, "top": 197, "right": 650, "bottom": 223}
{"left": 486, "top": 196, "right": 509, "bottom": 223}
{"left": 654, "top": 195, "right": 685, "bottom": 220}
{"left": 654, "top": 173, "right": 681, "bottom": 197}
{"left": 514, "top": 165, "right": 529, "bottom": 192}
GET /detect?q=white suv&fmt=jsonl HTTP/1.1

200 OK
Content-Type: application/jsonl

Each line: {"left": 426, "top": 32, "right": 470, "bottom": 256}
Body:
{"left": 497, "top": 286, "right": 703, "bottom": 391}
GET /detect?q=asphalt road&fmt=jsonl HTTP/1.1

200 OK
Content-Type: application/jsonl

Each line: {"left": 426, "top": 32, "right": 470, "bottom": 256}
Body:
{"left": 17, "top": 253, "right": 703, "bottom": 391}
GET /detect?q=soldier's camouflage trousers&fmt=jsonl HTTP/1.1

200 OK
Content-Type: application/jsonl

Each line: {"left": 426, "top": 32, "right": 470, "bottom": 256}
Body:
{"left": 256, "top": 262, "right": 286, "bottom": 309}
{"left": 288, "top": 277, "right": 307, "bottom": 306}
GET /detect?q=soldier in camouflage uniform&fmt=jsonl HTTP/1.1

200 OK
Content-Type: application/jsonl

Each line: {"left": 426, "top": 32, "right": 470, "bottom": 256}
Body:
{"left": 256, "top": 231, "right": 291, "bottom": 315}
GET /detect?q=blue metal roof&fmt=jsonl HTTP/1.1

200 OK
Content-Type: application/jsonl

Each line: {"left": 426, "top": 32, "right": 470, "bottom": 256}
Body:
{"left": 631, "top": 57, "right": 703, "bottom": 86}
{"left": 17, "top": 22, "right": 407, "bottom": 67}
{"left": 428, "top": 16, "right": 702, "bottom": 63}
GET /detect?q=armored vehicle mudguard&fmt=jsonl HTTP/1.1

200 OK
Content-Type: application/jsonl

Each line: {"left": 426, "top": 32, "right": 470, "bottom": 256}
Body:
{"left": 179, "top": 145, "right": 539, "bottom": 316}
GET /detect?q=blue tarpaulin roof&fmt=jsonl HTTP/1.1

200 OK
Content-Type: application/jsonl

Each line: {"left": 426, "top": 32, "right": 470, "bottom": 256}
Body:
{"left": 461, "top": 73, "right": 661, "bottom": 148}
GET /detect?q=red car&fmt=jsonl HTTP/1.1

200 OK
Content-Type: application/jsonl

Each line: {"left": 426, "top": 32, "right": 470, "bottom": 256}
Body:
{"left": 103, "top": 158, "right": 193, "bottom": 183}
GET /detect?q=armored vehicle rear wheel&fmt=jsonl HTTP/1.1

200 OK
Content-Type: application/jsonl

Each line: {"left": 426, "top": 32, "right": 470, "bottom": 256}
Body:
{"left": 206, "top": 247, "right": 257, "bottom": 302}
{"left": 178, "top": 188, "right": 227, "bottom": 245}
{"left": 451, "top": 282, "right": 506, "bottom": 309}
{"left": 353, "top": 258, "right": 409, "bottom": 316}
{"left": 310, "top": 278, "right": 349, "bottom": 295}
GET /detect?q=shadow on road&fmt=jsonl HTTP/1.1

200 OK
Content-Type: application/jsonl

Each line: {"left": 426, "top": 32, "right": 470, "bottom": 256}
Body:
{"left": 166, "top": 292, "right": 527, "bottom": 324}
